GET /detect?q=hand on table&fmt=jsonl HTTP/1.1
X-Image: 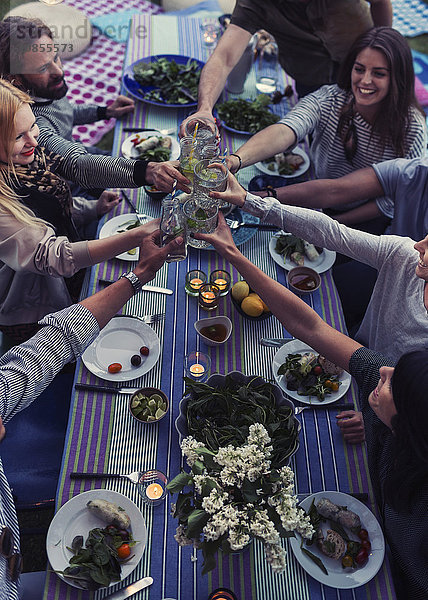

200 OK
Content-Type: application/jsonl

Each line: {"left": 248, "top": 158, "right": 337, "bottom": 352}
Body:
{"left": 336, "top": 410, "right": 365, "bottom": 444}
{"left": 96, "top": 191, "right": 120, "bottom": 216}
{"left": 106, "top": 95, "right": 135, "bottom": 119}
{"left": 145, "top": 160, "right": 191, "bottom": 194}
{"left": 209, "top": 171, "right": 246, "bottom": 207}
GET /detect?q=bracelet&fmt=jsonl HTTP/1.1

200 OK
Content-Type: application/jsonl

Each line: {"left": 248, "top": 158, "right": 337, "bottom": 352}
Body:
{"left": 265, "top": 185, "right": 277, "bottom": 199}
{"left": 230, "top": 153, "right": 242, "bottom": 172}
{"left": 119, "top": 271, "right": 143, "bottom": 295}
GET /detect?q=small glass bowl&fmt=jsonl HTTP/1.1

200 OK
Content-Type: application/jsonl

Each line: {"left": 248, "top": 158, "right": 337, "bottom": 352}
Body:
{"left": 185, "top": 270, "right": 207, "bottom": 296}
{"left": 209, "top": 270, "right": 231, "bottom": 296}
{"left": 198, "top": 283, "right": 220, "bottom": 310}
{"left": 184, "top": 351, "right": 211, "bottom": 382}
{"left": 137, "top": 469, "right": 168, "bottom": 505}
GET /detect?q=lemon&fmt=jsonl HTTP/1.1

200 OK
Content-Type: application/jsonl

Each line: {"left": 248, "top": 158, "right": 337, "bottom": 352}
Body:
{"left": 241, "top": 295, "right": 264, "bottom": 317}
{"left": 248, "top": 292, "right": 270, "bottom": 312}
{"left": 231, "top": 281, "right": 250, "bottom": 302}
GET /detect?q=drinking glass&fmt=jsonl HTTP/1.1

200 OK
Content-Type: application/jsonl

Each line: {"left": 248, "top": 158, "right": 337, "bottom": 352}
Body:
{"left": 255, "top": 42, "right": 279, "bottom": 94}
{"left": 193, "top": 159, "right": 228, "bottom": 205}
{"left": 183, "top": 199, "right": 218, "bottom": 249}
{"left": 184, "top": 117, "right": 218, "bottom": 147}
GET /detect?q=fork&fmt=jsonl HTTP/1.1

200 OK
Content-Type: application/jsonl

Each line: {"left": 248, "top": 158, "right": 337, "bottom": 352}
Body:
{"left": 226, "top": 218, "right": 279, "bottom": 231}
{"left": 70, "top": 470, "right": 142, "bottom": 485}
{"left": 121, "top": 313, "right": 166, "bottom": 325}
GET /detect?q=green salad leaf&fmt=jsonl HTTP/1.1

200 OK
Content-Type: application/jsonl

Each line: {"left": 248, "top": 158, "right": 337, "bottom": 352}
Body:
{"left": 133, "top": 57, "right": 201, "bottom": 104}
{"left": 216, "top": 95, "right": 280, "bottom": 133}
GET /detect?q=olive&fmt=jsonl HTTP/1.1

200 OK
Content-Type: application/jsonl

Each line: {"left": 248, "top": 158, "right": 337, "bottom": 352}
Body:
{"left": 131, "top": 354, "right": 141, "bottom": 367}
{"left": 140, "top": 346, "right": 149, "bottom": 356}
{"left": 358, "top": 529, "right": 369, "bottom": 541}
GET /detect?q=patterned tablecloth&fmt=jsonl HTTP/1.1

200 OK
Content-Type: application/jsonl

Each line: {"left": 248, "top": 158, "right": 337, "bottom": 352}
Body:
{"left": 44, "top": 14, "right": 397, "bottom": 600}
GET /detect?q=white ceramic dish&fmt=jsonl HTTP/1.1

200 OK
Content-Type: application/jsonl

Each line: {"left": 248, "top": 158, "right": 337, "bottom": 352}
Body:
{"left": 82, "top": 316, "right": 160, "bottom": 382}
{"left": 99, "top": 214, "right": 151, "bottom": 262}
{"left": 290, "top": 490, "right": 385, "bottom": 589}
{"left": 194, "top": 315, "right": 232, "bottom": 346}
{"left": 46, "top": 489, "right": 147, "bottom": 590}
{"left": 255, "top": 146, "right": 310, "bottom": 178}
{"left": 269, "top": 232, "right": 336, "bottom": 274}
{"left": 272, "top": 339, "right": 352, "bottom": 405}
{"left": 121, "top": 130, "right": 180, "bottom": 160}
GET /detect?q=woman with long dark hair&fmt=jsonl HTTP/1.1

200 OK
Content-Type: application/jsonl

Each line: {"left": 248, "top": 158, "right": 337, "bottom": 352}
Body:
{"left": 199, "top": 213, "right": 428, "bottom": 599}
{"left": 226, "top": 27, "right": 426, "bottom": 231}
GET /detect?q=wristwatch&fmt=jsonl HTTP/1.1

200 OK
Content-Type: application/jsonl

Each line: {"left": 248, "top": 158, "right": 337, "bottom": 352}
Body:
{"left": 119, "top": 271, "right": 143, "bottom": 294}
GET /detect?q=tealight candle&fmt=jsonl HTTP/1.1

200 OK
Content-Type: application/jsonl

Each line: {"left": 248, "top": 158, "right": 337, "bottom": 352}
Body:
{"left": 210, "top": 270, "right": 231, "bottom": 296}
{"left": 185, "top": 270, "right": 207, "bottom": 296}
{"left": 138, "top": 469, "right": 168, "bottom": 506}
{"left": 146, "top": 483, "right": 164, "bottom": 500}
{"left": 198, "top": 283, "right": 220, "bottom": 310}
{"left": 184, "top": 351, "right": 211, "bottom": 382}
{"left": 189, "top": 363, "right": 205, "bottom": 377}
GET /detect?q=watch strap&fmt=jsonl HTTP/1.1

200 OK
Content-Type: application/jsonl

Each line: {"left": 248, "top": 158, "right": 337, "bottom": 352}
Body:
{"left": 119, "top": 271, "right": 143, "bottom": 294}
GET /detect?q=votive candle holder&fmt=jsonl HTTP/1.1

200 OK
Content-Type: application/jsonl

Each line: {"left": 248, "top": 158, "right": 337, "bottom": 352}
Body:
{"left": 184, "top": 351, "right": 211, "bottom": 382}
{"left": 137, "top": 470, "right": 168, "bottom": 506}
{"left": 198, "top": 283, "right": 220, "bottom": 310}
{"left": 185, "top": 269, "right": 207, "bottom": 296}
{"left": 209, "top": 270, "right": 231, "bottom": 296}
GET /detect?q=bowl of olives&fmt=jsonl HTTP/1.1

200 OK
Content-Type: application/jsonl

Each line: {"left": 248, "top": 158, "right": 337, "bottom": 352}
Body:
{"left": 129, "top": 387, "right": 169, "bottom": 424}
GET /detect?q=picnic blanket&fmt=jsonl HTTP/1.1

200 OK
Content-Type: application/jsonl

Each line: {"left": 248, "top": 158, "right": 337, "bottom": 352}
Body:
{"left": 63, "top": 0, "right": 428, "bottom": 145}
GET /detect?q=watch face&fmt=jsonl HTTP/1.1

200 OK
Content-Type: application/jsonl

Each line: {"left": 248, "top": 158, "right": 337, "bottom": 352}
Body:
{"left": 122, "top": 272, "right": 142, "bottom": 294}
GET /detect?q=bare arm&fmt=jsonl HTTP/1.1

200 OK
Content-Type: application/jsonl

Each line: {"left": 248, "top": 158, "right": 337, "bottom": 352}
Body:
{"left": 368, "top": 0, "right": 393, "bottom": 26}
{"left": 197, "top": 214, "right": 361, "bottom": 372}
{"left": 180, "top": 25, "right": 251, "bottom": 135}
{"left": 226, "top": 123, "right": 296, "bottom": 173}
{"left": 334, "top": 200, "right": 382, "bottom": 225}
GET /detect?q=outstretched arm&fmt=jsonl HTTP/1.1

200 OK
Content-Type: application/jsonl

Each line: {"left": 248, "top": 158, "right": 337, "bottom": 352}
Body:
{"left": 197, "top": 214, "right": 361, "bottom": 372}
{"left": 180, "top": 25, "right": 252, "bottom": 135}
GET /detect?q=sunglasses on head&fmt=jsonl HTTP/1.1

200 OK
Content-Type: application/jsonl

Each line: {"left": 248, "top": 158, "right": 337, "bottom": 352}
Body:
{"left": 0, "top": 527, "right": 22, "bottom": 583}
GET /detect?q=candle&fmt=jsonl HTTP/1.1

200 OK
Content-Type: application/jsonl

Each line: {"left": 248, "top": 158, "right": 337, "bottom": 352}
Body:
{"left": 189, "top": 363, "right": 205, "bottom": 377}
{"left": 146, "top": 482, "right": 164, "bottom": 500}
{"left": 202, "top": 291, "right": 216, "bottom": 303}
{"left": 214, "top": 278, "right": 227, "bottom": 291}
{"left": 190, "top": 278, "right": 203, "bottom": 290}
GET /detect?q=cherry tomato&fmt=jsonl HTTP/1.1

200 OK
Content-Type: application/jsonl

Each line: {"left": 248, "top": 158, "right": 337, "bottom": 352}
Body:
{"left": 330, "top": 381, "right": 339, "bottom": 392}
{"left": 341, "top": 554, "right": 353, "bottom": 568}
{"left": 140, "top": 346, "right": 149, "bottom": 356}
{"left": 360, "top": 539, "right": 371, "bottom": 552}
{"left": 108, "top": 363, "right": 122, "bottom": 374}
{"left": 117, "top": 543, "right": 131, "bottom": 560}
{"left": 358, "top": 529, "right": 369, "bottom": 541}
{"left": 313, "top": 365, "right": 322, "bottom": 375}
{"left": 355, "top": 549, "right": 369, "bottom": 566}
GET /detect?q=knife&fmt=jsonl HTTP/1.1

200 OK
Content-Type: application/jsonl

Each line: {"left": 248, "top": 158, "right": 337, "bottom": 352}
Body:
{"left": 259, "top": 337, "right": 294, "bottom": 347}
{"left": 297, "top": 492, "right": 368, "bottom": 502}
{"left": 105, "top": 577, "right": 153, "bottom": 600}
{"left": 75, "top": 383, "right": 140, "bottom": 395}
{"left": 296, "top": 403, "right": 355, "bottom": 412}
{"left": 99, "top": 279, "right": 173, "bottom": 295}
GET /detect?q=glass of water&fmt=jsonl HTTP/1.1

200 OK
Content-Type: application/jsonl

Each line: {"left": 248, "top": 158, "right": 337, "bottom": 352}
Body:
{"left": 193, "top": 159, "right": 228, "bottom": 205}
{"left": 255, "top": 41, "right": 279, "bottom": 94}
{"left": 182, "top": 198, "right": 218, "bottom": 249}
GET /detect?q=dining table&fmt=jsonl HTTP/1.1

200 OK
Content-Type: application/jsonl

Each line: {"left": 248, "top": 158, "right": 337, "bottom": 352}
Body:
{"left": 43, "top": 13, "right": 397, "bottom": 600}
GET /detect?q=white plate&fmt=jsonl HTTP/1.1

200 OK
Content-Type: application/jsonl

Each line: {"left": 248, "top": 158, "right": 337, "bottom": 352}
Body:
{"left": 272, "top": 340, "right": 351, "bottom": 405}
{"left": 46, "top": 489, "right": 147, "bottom": 590}
{"left": 99, "top": 214, "right": 151, "bottom": 262}
{"left": 121, "top": 130, "right": 180, "bottom": 160}
{"left": 82, "top": 316, "right": 160, "bottom": 382}
{"left": 269, "top": 233, "right": 336, "bottom": 273}
{"left": 290, "top": 491, "right": 385, "bottom": 589}
{"left": 255, "top": 147, "right": 310, "bottom": 178}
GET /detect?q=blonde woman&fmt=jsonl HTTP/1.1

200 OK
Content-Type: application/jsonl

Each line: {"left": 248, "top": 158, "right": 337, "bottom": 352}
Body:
{"left": 0, "top": 79, "right": 155, "bottom": 343}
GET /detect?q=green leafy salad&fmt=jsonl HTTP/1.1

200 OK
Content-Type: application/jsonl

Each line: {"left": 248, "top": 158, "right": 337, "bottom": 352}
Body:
{"left": 216, "top": 94, "right": 280, "bottom": 133}
{"left": 133, "top": 57, "right": 201, "bottom": 104}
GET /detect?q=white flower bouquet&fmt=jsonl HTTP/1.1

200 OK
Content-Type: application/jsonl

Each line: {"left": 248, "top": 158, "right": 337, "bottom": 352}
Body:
{"left": 167, "top": 424, "right": 313, "bottom": 574}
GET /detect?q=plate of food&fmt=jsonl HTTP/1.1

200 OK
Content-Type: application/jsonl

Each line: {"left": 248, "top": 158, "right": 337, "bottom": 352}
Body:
{"left": 81, "top": 316, "right": 160, "bottom": 382}
{"left": 272, "top": 339, "right": 352, "bottom": 405}
{"left": 122, "top": 54, "right": 204, "bottom": 108}
{"left": 269, "top": 232, "right": 336, "bottom": 273}
{"left": 215, "top": 95, "right": 280, "bottom": 135}
{"left": 121, "top": 130, "right": 180, "bottom": 161}
{"left": 289, "top": 491, "right": 385, "bottom": 589}
{"left": 47, "top": 489, "right": 147, "bottom": 590}
{"left": 99, "top": 214, "right": 151, "bottom": 262}
{"left": 255, "top": 146, "right": 310, "bottom": 178}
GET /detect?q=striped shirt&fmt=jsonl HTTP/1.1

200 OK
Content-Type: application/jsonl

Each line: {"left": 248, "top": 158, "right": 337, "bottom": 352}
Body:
{"left": 33, "top": 98, "right": 148, "bottom": 189}
{"left": 279, "top": 85, "right": 427, "bottom": 210}
{"left": 0, "top": 304, "right": 99, "bottom": 598}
